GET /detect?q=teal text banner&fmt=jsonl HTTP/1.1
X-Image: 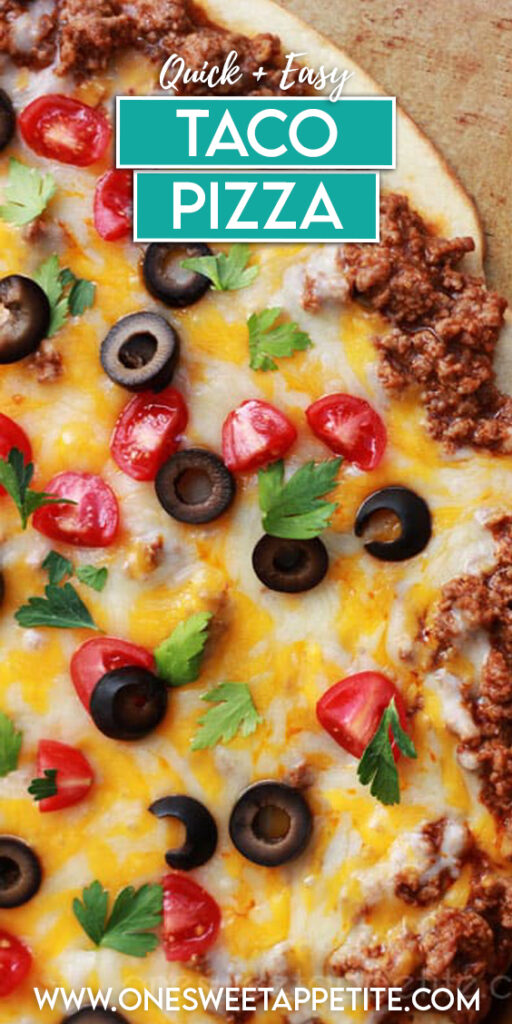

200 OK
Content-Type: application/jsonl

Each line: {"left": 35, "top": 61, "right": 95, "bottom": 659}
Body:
{"left": 134, "top": 172, "right": 379, "bottom": 243}
{"left": 118, "top": 97, "right": 394, "bottom": 169}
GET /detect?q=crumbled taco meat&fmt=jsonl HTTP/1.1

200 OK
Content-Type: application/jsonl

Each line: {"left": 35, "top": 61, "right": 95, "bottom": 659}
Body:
{"left": 431, "top": 514, "right": 512, "bottom": 831}
{"left": 303, "top": 193, "right": 510, "bottom": 453}
{"left": 0, "top": 0, "right": 305, "bottom": 91}
{"left": 420, "top": 909, "right": 494, "bottom": 1023}
{"left": 394, "top": 818, "right": 472, "bottom": 907}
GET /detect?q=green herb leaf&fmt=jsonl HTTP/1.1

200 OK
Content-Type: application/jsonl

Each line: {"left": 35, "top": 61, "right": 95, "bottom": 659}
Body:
{"left": 0, "top": 712, "right": 22, "bottom": 777}
{"left": 191, "top": 682, "right": 262, "bottom": 750}
{"left": 0, "top": 448, "right": 75, "bottom": 530}
{"left": 73, "top": 880, "right": 163, "bottom": 958}
{"left": 42, "top": 550, "right": 73, "bottom": 586}
{"left": 181, "top": 244, "right": 259, "bottom": 292}
{"left": 76, "top": 565, "right": 108, "bottom": 593}
{"left": 357, "top": 698, "right": 417, "bottom": 806}
{"left": 28, "top": 768, "right": 58, "bottom": 802}
{"left": 0, "top": 158, "right": 56, "bottom": 226}
{"left": 258, "top": 457, "right": 341, "bottom": 539}
{"left": 34, "top": 255, "right": 95, "bottom": 337}
{"left": 154, "top": 611, "right": 212, "bottom": 687}
{"left": 248, "top": 307, "right": 312, "bottom": 371}
{"left": 15, "top": 583, "right": 99, "bottom": 631}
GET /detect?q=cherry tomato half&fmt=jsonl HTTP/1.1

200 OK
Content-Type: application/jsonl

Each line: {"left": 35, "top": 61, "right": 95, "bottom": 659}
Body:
{"left": 19, "top": 94, "right": 111, "bottom": 166}
{"left": 111, "top": 388, "right": 188, "bottom": 481}
{"left": 71, "top": 636, "right": 155, "bottom": 710}
{"left": 35, "top": 739, "right": 94, "bottom": 813}
{"left": 94, "top": 169, "right": 133, "bottom": 241}
{"left": 306, "top": 394, "right": 387, "bottom": 471}
{"left": 0, "top": 414, "right": 32, "bottom": 497}
{"left": 222, "top": 399, "right": 297, "bottom": 473}
{"left": 32, "top": 471, "right": 119, "bottom": 547}
{"left": 162, "top": 873, "right": 221, "bottom": 962}
{"left": 316, "top": 671, "right": 408, "bottom": 761}
{"left": 0, "top": 930, "right": 31, "bottom": 997}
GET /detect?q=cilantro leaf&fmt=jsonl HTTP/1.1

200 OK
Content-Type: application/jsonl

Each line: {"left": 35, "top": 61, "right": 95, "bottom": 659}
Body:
{"left": 191, "top": 682, "right": 262, "bottom": 750}
{"left": 73, "top": 880, "right": 163, "bottom": 958}
{"left": 15, "top": 583, "right": 99, "bottom": 631}
{"left": 154, "top": 611, "right": 212, "bottom": 687}
{"left": 258, "top": 457, "right": 341, "bottom": 539}
{"left": 0, "top": 712, "right": 22, "bottom": 777}
{"left": 34, "top": 255, "right": 95, "bottom": 337}
{"left": 76, "top": 565, "right": 108, "bottom": 592}
{"left": 0, "top": 448, "right": 75, "bottom": 530}
{"left": 42, "top": 550, "right": 73, "bottom": 586}
{"left": 181, "top": 244, "right": 259, "bottom": 292}
{"left": 0, "top": 158, "right": 56, "bottom": 226}
{"left": 28, "top": 768, "right": 58, "bottom": 802}
{"left": 248, "top": 307, "right": 312, "bottom": 371}
{"left": 357, "top": 698, "right": 417, "bottom": 806}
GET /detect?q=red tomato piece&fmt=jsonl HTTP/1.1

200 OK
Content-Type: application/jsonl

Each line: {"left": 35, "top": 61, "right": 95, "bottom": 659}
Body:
{"left": 306, "top": 393, "right": 387, "bottom": 471}
{"left": 162, "top": 873, "right": 221, "bottom": 962}
{"left": 36, "top": 739, "right": 94, "bottom": 813}
{"left": 111, "top": 388, "right": 188, "bottom": 481}
{"left": 19, "top": 94, "right": 111, "bottom": 166}
{"left": 222, "top": 399, "right": 297, "bottom": 473}
{"left": 32, "top": 471, "right": 119, "bottom": 548}
{"left": 316, "top": 671, "right": 408, "bottom": 761}
{"left": 0, "top": 414, "right": 32, "bottom": 497}
{"left": 94, "top": 169, "right": 133, "bottom": 241}
{"left": 0, "top": 930, "right": 31, "bottom": 997}
{"left": 71, "top": 636, "right": 155, "bottom": 710}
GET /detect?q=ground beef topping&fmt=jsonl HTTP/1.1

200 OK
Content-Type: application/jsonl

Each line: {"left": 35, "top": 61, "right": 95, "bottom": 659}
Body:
{"left": 0, "top": 0, "right": 305, "bottom": 91}
{"left": 394, "top": 818, "right": 472, "bottom": 907}
{"left": 431, "top": 514, "right": 512, "bottom": 832}
{"left": 303, "top": 193, "right": 510, "bottom": 453}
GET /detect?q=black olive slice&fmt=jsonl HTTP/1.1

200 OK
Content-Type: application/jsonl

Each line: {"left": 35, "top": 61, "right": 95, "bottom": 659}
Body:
{"left": 355, "top": 485, "right": 432, "bottom": 561}
{"left": 143, "top": 243, "right": 212, "bottom": 308}
{"left": 100, "top": 312, "right": 179, "bottom": 392}
{"left": 0, "top": 836, "right": 42, "bottom": 908}
{"left": 229, "top": 781, "right": 312, "bottom": 867}
{"left": 90, "top": 666, "right": 168, "bottom": 741}
{"left": 155, "top": 448, "right": 236, "bottom": 524}
{"left": 252, "top": 535, "right": 328, "bottom": 593}
{"left": 0, "top": 90, "right": 15, "bottom": 152}
{"left": 0, "top": 275, "right": 50, "bottom": 364}
{"left": 63, "top": 1012, "right": 128, "bottom": 1023}
{"left": 149, "top": 795, "right": 218, "bottom": 870}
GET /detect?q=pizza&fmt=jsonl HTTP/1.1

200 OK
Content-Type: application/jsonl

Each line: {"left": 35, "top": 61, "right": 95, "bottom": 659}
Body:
{"left": 0, "top": 3, "right": 511, "bottom": 1024}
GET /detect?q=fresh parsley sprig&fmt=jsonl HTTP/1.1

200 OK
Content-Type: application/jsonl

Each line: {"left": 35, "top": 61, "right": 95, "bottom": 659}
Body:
{"left": 34, "top": 255, "right": 95, "bottom": 337}
{"left": 248, "top": 307, "right": 312, "bottom": 371}
{"left": 73, "top": 880, "right": 163, "bottom": 958}
{"left": 191, "top": 682, "right": 262, "bottom": 750}
{"left": 76, "top": 565, "right": 108, "bottom": 593}
{"left": 28, "top": 768, "right": 58, "bottom": 802}
{"left": 0, "top": 158, "right": 56, "bottom": 226}
{"left": 154, "top": 611, "right": 212, "bottom": 687}
{"left": 181, "top": 244, "right": 258, "bottom": 291}
{"left": 15, "top": 551, "right": 101, "bottom": 631}
{"left": 0, "top": 712, "right": 22, "bottom": 777}
{"left": 258, "top": 458, "right": 341, "bottom": 540}
{"left": 357, "top": 698, "right": 417, "bottom": 806}
{"left": 0, "top": 448, "right": 75, "bottom": 530}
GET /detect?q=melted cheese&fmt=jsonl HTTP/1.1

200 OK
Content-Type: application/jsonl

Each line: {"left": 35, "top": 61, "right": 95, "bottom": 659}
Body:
{"left": 0, "top": 60, "right": 511, "bottom": 1024}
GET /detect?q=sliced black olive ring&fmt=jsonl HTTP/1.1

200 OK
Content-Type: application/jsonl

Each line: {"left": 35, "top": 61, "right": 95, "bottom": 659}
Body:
{"left": 0, "top": 90, "right": 15, "bottom": 152}
{"left": 149, "top": 795, "right": 218, "bottom": 870}
{"left": 62, "top": 1011, "right": 128, "bottom": 1023}
{"left": 155, "top": 448, "right": 236, "bottom": 524}
{"left": 143, "top": 243, "right": 213, "bottom": 308}
{"left": 0, "top": 275, "right": 50, "bottom": 364}
{"left": 100, "top": 311, "right": 179, "bottom": 392}
{"left": 0, "top": 836, "right": 42, "bottom": 908}
{"left": 252, "top": 535, "right": 328, "bottom": 593}
{"left": 229, "top": 781, "right": 312, "bottom": 867}
{"left": 90, "top": 666, "right": 168, "bottom": 741}
{"left": 355, "top": 485, "right": 432, "bottom": 562}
